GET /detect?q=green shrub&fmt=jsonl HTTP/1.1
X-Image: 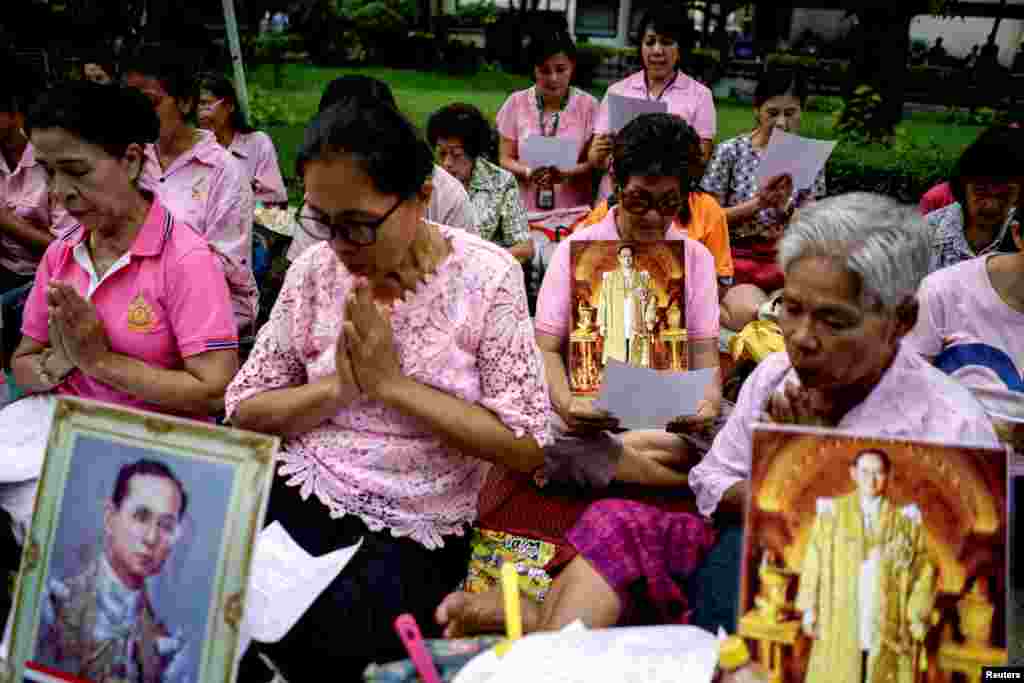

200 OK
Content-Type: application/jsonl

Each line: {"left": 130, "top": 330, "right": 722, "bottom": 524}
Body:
{"left": 247, "top": 84, "right": 306, "bottom": 128}
{"left": 834, "top": 84, "right": 891, "bottom": 144}
{"left": 805, "top": 95, "right": 843, "bottom": 113}
{"left": 826, "top": 132, "right": 956, "bottom": 203}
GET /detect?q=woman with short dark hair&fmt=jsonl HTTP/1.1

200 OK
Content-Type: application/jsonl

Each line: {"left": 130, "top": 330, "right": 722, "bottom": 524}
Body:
{"left": 590, "top": 5, "right": 717, "bottom": 198}
{"left": 496, "top": 29, "right": 599, "bottom": 212}
{"left": 925, "top": 125, "right": 1024, "bottom": 272}
{"left": 702, "top": 70, "right": 826, "bottom": 331}
{"left": 197, "top": 72, "right": 287, "bottom": 206}
{"left": 427, "top": 103, "right": 532, "bottom": 263}
{"left": 227, "top": 96, "right": 550, "bottom": 680}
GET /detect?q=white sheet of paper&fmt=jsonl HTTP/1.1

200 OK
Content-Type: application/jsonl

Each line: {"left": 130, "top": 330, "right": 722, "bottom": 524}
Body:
{"left": 755, "top": 129, "right": 837, "bottom": 192}
{"left": 453, "top": 624, "right": 718, "bottom": 683}
{"left": 520, "top": 136, "right": 579, "bottom": 171}
{"left": 235, "top": 521, "right": 363, "bottom": 667}
{"left": 607, "top": 94, "right": 668, "bottom": 133}
{"left": 592, "top": 361, "right": 716, "bottom": 429}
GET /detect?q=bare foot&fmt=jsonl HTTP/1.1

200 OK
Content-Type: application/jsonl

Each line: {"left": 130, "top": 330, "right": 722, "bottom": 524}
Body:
{"left": 435, "top": 589, "right": 507, "bottom": 638}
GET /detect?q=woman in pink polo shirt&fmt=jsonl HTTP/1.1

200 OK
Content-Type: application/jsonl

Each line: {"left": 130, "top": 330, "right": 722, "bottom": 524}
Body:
{"left": 589, "top": 5, "right": 717, "bottom": 200}
{"left": 197, "top": 72, "right": 288, "bottom": 207}
{"left": 0, "top": 82, "right": 239, "bottom": 543}
{"left": 226, "top": 96, "right": 549, "bottom": 681}
{"left": 122, "top": 47, "right": 259, "bottom": 333}
{"left": 495, "top": 29, "right": 599, "bottom": 213}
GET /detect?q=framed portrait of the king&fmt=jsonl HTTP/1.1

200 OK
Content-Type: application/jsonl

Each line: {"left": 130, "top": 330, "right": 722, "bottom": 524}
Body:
{"left": 3, "top": 397, "right": 278, "bottom": 683}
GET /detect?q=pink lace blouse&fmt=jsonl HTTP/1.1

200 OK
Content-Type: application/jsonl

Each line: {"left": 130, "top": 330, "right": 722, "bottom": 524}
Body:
{"left": 225, "top": 224, "right": 552, "bottom": 548}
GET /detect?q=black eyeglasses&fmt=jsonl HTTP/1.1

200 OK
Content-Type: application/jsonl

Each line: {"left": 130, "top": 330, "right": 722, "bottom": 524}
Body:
{"left": 618, "top": 187, "right": 684, "bottom": 217}
{"left": 296, "top": 196, "right": 406, "bottom": 246}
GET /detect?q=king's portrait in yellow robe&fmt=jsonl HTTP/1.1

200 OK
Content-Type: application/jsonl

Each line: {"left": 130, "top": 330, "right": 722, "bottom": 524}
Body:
{"left": 796, "top": 493, "right": 936, "bottom": 683}
{"left": 596, "top": 267, "right": 657, "bottom": 367}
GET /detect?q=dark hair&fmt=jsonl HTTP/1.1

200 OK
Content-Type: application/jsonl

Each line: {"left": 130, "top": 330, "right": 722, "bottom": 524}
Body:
{"left": 753, "top": 70, "right": 809, "bottom": 108}
{"left": 526, "top": 29, "right": 577, "bottom": 69}
{"left": 426, "top": 103, "right": 492, "bottom": 161}
{"left": 121, "top": 44, "right": 200, "bottom": 116}
{"left": 198, "top": 72, "right": 254, "bottom": 133}
{"left": 1, "top": 52, "right": 45, "bottom": 114}
{"left": 612, "top": 113, "right": 702, "bottom": 225}
{"left": 950, "top": 125, "right": 1024, "bottom": 206}
{"left": 318, "top": 75, "right": 397, "bottom": 114}
{"left": 296, "top": 98, "right": 433, "bottom": 199}
{"left": 617, "top": 243, "right": 636, "bottom": 256}
{"left": 635, "top": 5, "right": 694, "bottom": 54}
{"left": 853, "top": 449, "right": 891, "bottom": 473}
{"left": 112, "top": 459, "right": 189, "bottom": 520}
{"left": 26, "top": 82, "right": 160, "bottom": 159}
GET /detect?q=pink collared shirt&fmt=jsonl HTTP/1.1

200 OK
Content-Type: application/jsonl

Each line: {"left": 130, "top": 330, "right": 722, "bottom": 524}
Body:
{"left": 140, "top": 130, "right": 258, "bottom": 329}
{"left": 594, "top": 70, "right": 717, "bottom": 199}
{"left": 0, "top": 143, "right": 77, "bottom": 276}
{"left": 226, "top": 224, "right": 552, "bottom": 549}
{"left": 496, "top": 86, "right": 599, "bottom": 212}
{"left": 286, "top": 165, "right": 478, "bottom": 261}
{"left": 688, "top": 344, "right": 999, "bottom": 517}
{"left": 21, "top": 199, "right": 238, "bottom": 419}
{"left": 228, "top": 130, "right": 288, "bottom": 205}
{"left": 534, "top": 206, "right": 720, "bottom": 344}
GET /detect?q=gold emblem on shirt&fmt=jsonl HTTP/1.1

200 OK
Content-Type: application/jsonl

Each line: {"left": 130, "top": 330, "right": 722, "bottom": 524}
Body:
{"left": 127, "top": 293, "right": 157, "bottom": 333}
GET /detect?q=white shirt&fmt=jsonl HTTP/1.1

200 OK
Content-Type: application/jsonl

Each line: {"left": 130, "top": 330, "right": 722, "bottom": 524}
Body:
{"left": 858, "top": 496, "right": 883, "bottom": 653}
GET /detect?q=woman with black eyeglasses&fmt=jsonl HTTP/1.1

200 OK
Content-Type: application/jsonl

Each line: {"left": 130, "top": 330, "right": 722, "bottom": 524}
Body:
{"left": 224, "top": 98, "right": 551, "bottom": 681}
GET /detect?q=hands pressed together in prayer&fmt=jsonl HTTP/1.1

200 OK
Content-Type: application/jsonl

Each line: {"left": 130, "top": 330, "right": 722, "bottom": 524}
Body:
{"left": 588, "top": 134, "right": 613, "bottom": 168}
{"left": 333, "top": 277, "right": 407, "bottom": 404}
{"left": 765, "top": 380, "right": 837, "bottom": 428}
{"left": 45, "top": 282, "right": 110, "bottom": 380}
{"left": 527, "top": 166, "right": 564, "bottom": 188}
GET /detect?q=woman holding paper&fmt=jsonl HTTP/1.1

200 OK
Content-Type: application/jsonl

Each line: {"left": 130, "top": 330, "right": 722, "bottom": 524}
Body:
{"left": 702, "top": 71, "right": 826, "bottom": 331}
{"left": 226, "top": 97, "right": 551, "bottom": 681}
{"left": 589, "top": 5, "right": 717, "bottom": 200}
{"left": 496, "top": 29, "right": 599, "bottom": 212}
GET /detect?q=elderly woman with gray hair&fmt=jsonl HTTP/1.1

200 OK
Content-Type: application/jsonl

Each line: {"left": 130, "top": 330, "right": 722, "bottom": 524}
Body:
{"left": 437, "top": 192, "right": 999, "bottom": 638}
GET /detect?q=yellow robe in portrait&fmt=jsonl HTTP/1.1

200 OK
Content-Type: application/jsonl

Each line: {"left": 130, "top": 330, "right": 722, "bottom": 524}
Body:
{"left": 795, "top": 493, "right": 936, "bottom": 683}
{"left": 596, "top": 268, "right": 657, "bottom": 366}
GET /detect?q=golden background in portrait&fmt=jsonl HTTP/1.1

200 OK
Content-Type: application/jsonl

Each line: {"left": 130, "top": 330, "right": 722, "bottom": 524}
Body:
{"left": 739, "top": 427, "right": 1008, "bottom": 683}
{"left": 568, "top": 241, "right": 688, "bottom": 395}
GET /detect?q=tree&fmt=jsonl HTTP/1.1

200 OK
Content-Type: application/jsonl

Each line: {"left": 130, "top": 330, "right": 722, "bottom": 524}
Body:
{"left": 836, "top": 0, "right": 956, "bottom": 142}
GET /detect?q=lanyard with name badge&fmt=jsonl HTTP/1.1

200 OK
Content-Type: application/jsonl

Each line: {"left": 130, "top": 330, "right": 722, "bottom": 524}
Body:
{"left": 534, "top": 89, "right": 570, "bottom": 210}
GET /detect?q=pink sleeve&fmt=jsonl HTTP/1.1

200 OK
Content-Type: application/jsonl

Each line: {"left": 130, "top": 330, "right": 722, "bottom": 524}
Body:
{"left": 477, "top": 265, "right": 553, "bottom": 447}
{"left": 251, "top": 133, "right": 288, "bottom": 205}
{"left": 691, "top": 87, "right": 717, "bottom": 140}
{"left": 684, "top": 241, "right": 720, "bottom": 341}
{"left": 166, "top": 246, "right": 239, "bottom": 357}
{"left": 495, "top": 93, "right": 521, "bottom": 141}
{"left": 534, "top": 238, "right": 572, "bottom": 340}
{"left": 594, "top": 94, "right": 611, "bottom": 135}
{"left": 902, "top": 274, "right": 946, "bottom": 358}
{"left": 205, "top": 160, "right": 258, "bottom": 324}
{"left": 225, "top": 254, "right": 311, "bottom": 420}
{"left": 688, "top": 355, "right": 785, "bottom": 516}
{"left": 20, "top": 245, "right": 59, "bottom": 343}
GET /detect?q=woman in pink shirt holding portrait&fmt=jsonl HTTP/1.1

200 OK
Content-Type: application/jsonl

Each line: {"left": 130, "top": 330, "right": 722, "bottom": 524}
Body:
{"left": 589, "top": 5, "right": 717, "bottom": 200}
{"left": 496, "top": 29, "right": 599, "bottom": 213}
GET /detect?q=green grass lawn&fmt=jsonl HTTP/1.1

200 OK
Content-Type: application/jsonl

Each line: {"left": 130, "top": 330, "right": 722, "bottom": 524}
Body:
{"left": 250, "top": 63, "right": 986, "bottom": 201}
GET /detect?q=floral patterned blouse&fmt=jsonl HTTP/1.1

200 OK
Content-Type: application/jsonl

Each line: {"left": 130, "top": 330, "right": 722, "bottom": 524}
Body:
{"left": 225, "top": 225, "right": 553, "bottom": 549}
{"left": 701, "top": 133, "right": 827, "bottom": 242}
{"left": 467, "top": 157, "right": 530, "bottom": 249}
